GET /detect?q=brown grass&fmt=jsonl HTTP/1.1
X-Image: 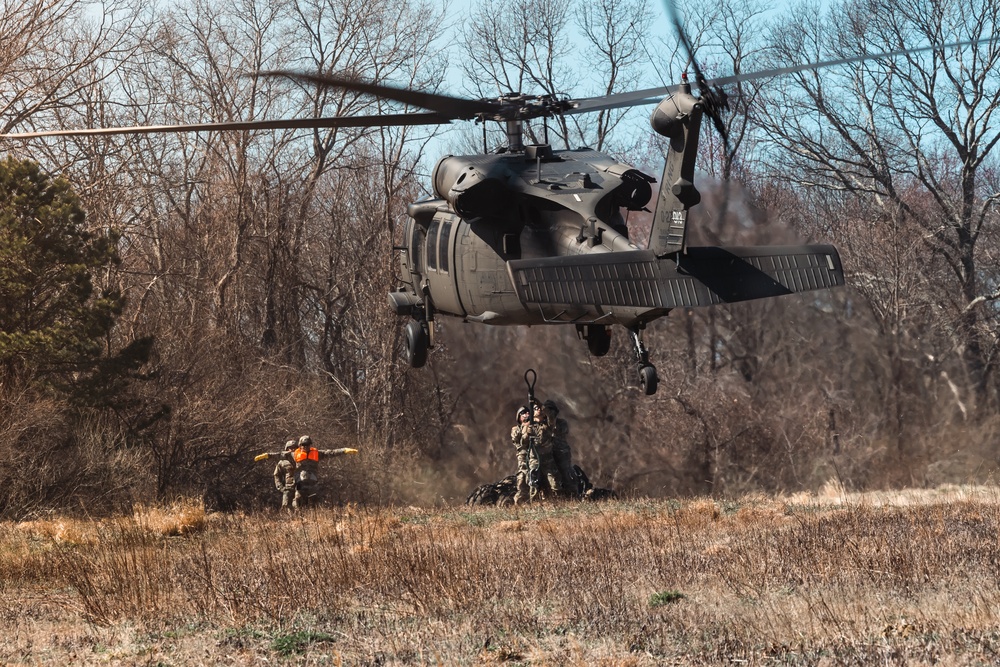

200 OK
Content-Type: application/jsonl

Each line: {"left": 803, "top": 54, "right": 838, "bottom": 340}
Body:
{"left": 2, "top": 487, "right": 1000, "bottom": 665}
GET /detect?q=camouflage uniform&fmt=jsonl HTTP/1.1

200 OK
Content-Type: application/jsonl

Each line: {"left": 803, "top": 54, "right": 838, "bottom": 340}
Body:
{"left": 545, "top": 400, "right": 577, "bottom": 497}
{"left": 528, "top": 409, "right": 561, "bottom": 499}
{"left": 290, "top": 435, "right": 357, "bottom": 509}
{"left": 510, "top": 407, "right": 532, "bottom": 504}
{"left": 274, "top": 458, "right": 296, "bottom": 509}
{"left": 512, "top": 404, "right": 560, "bottom": 502}
{"left": 264, "top": 440, "right": 298, "bottom": 509}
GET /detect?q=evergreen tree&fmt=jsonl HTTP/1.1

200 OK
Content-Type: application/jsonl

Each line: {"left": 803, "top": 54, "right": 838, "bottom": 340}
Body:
{"left": 0, "top": 157, "right": 124, "bottom": 387}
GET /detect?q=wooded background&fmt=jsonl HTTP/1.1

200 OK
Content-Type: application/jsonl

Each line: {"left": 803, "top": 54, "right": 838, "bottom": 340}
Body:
{"left": 0, "top": 0, "right": 998, "bottom": 519}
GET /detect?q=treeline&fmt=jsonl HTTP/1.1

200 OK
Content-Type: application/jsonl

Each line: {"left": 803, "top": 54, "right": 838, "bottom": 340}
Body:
{"left": 0, "top": 0, "right": 998, "bottom": 518}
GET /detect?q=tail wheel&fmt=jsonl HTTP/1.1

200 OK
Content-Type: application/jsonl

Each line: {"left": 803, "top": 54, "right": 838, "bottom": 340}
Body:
{"left": 639, "top": 365, "right": 658, "bottom": 395}
{"left": 587, "top": 325, "right": 612, "bottom": 356}
{"left": 405, "top": 320, "right": 429, "bottom": 368}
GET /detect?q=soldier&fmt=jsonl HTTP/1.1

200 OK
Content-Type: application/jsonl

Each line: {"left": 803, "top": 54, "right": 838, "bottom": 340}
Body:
{"left": 273, "top": 439, "right": 298, "bottom": 509}
{"left": 289, "top": 435, "right": 359, "bottom": 509}
{"left": 528, "top": 402, "right": 562, "bottom": 499}
{"left": 510, "top": 402, "right": 560, "bottom": 503}
{"left": 254, "top": 439, "right": 299, "bottom": 510}
{"left": 510, "top": 406, "right": 532, "bottom": 504}
{"left": 544, "top": 399, "right": 577, "bottom": 497}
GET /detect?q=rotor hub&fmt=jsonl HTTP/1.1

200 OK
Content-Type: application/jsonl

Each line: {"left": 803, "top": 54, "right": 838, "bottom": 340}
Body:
{"left": 476, "top": 93, "right": 572, "bottom": 123}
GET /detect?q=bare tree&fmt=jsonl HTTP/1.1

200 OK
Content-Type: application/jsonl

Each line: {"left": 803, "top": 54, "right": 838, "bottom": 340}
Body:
{"left": 0, "top": 0, "right": 148, "bottom": 134}
{"left": 570, "top": 0, "right": 653, "bottom": 151}
{"left": 457, "top": 0, "right": 573, "bottom": 148}
{"left": 457, "top": 0, "right": 652, "bottom": 151}
{"left": 757, "top": 0, "right": 1000, "bottom": 410}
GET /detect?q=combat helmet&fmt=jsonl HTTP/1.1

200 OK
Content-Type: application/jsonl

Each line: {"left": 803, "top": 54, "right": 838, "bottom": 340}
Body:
{"left": 298, "top": 435, "right": 312, "bottom": 447}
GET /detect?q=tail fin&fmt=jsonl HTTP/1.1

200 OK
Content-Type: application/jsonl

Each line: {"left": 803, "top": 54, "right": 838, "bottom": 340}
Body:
{"left": 647, "top": 88, "right": 704, "bottom": 256}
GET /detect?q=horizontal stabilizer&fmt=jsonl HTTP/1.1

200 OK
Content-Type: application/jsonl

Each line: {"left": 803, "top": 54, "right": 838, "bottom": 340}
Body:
{"left": 507, "top": 245, "right": 844, "bottom": 311}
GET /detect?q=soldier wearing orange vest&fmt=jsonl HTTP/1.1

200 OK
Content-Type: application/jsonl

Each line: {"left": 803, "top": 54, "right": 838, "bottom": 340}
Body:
{"left": 288, "top": 435, "right": 358, "bottom": 509}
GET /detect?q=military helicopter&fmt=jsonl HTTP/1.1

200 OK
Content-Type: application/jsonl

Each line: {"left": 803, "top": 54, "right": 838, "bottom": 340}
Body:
{"left": 259, "top": 41, "right": 974, "bottom": 395}
{"left": 0, "top": 24, "right": 982, "bottom": 394}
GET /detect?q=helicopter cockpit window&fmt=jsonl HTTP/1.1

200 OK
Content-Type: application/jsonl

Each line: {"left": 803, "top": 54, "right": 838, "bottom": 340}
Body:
{"left": 438, "top": 220, "right": 452, "bottom": 273}
{"left": 426, "top": 219, "right": 439, "bottom": 271}
{"left": 410, "top": 222, "right": 423, "bottom": 274}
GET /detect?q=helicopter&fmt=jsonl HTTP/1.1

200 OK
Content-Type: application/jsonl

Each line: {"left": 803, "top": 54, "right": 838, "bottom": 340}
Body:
{"left": 259, "top": 41, "right": 972, "bottom": 395}
{"left": 379, "top": 78, "right": 844, "bottom": 397}
{"left": 0, "top": 26, "right": 983, "bottom": 395}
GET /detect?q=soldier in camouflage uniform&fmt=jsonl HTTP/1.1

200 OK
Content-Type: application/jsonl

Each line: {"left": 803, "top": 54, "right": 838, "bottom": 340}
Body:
{"left": 544, "top": 399, "right": 577, "bottom": 497}
{"left": 511, "top": 403, "right": 561, "bottom": 503}
{"left": 289, "top": 435, "right": 358, "bottom": 509}
{"left": 510, "top": 406, "right": 532, "bottom": 504}
{"left": 254, "top": 439, "right": 300, "bottom": 510}
{"left": 273, "top": 439, "right": 298, "bottom": 509}
{"left": 528, "top": 402, "right": 562, "bottom": 499}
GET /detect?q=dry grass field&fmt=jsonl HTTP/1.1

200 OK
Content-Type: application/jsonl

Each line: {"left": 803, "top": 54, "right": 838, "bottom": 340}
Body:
{"left": 3, "top": 485, "right": 1000, "bottom": 665}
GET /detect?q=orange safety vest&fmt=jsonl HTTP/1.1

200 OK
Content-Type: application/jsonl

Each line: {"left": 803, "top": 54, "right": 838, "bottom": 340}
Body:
{"left": 293, "top": 447, "right": 319, "bottom": 463}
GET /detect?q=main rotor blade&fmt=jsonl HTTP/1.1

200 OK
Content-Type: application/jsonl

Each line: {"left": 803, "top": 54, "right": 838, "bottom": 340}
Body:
{"left": 255, "top": 70, "right": 500, "bottom": 120}
{"left": 0, "top": 112, "right": 452, "bottom": 139}
{"left": 568, "top": 38, "right": 994, "bottom": 115}
{"left": 707, "top": 37, "right": 996, "bottom": 90}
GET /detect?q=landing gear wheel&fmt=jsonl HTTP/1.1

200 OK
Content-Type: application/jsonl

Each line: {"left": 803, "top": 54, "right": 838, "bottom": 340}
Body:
{"left": 587, "top": 325, "right": 611, "bottom": 356}
{"left": 627, "top": 326, "right": 657, "bottom": 395}
{"left": 639, "top": 365, "right": 658, "bottom": 395}
{"left": 405, "top": 320, "right": 429, "bottom": 368}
